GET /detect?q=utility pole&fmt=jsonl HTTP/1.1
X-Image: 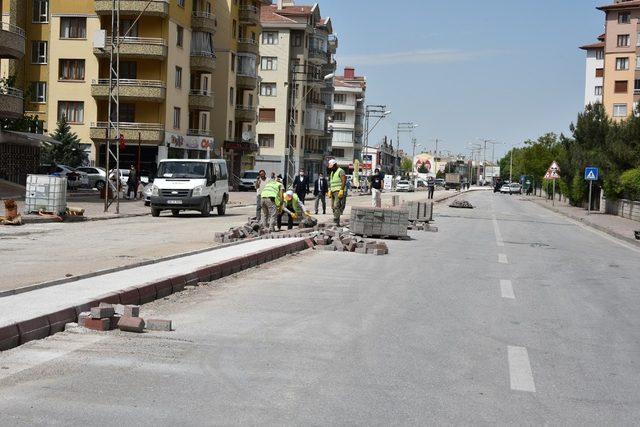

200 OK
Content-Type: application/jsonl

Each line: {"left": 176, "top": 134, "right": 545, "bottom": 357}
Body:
{"left": 396, "top": 122, "right": 418, "bottom": 176}
{"left": 510, "top": 149, "right": 513, "bottom": 182}
{"left": 364, "top": 105, "right": 390, "bottom": 177}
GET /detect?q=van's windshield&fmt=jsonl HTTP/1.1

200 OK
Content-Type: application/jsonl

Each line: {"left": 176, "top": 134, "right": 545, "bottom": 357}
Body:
{"left": 157, "top": 162, "right": 207, "bottom": 179}
{"left": 242, "top": 171, "right": 259, "bottom": 180}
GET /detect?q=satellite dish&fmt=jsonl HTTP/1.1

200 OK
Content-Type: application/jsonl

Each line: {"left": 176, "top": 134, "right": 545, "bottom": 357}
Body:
{"left": 242, "top": 131, "right": 253, "bottom": 142}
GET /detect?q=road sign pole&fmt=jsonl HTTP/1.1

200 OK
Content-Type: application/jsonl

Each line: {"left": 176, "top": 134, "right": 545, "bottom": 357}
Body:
{"left": 552, "top": 179, "right": 556, "bottom": 207}
{"left": 587, "top": 181, "right": 593, "bottom": 215}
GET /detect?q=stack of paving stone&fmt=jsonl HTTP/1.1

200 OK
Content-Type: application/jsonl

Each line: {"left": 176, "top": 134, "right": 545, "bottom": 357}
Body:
{"left": 310, "top": 227, "right": 389, "bottom": 255}
{"left": 78, "top": 303, "right": 172, "bottom": 333}
{"left": 350, "top": 207, "right": 409, "bottom": 238}
{"left": 449, "top": 199, "right": 474, "bottom": 209}
{"left": 215, "top": 217, "right": 320, "bottom": 244}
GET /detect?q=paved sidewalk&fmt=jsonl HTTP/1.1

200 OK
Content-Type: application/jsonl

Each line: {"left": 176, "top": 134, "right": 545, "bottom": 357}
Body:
{"left": 529, "top": 196, "right": 640, "bottom": 247}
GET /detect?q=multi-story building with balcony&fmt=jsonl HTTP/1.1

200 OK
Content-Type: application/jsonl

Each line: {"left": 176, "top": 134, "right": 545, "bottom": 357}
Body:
{"left": 212, "top": 0, "right": 270, "bottom": 180}
{"left": 329, "top": 67, "right": 366, "bottom": 172}
{"left": 254, "top": 0, "right": 337, "bottom": 182}
{"left": 0, "top": 0, "right": 25, "bottom": 120}
{"left": 579, "top": 34, "right": 605, "bottom": 106}
{"left": 595, "top": 0, "right": 640, "bottom": 120}
{"left": 1, "top": 0, "right": 218, "bottom": 174}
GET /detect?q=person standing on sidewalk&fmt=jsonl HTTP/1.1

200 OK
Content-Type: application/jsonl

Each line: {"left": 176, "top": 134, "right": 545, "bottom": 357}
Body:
{"left": 126, "top": 166, "right": 137, "bottom": 200}
{"left": 427, "top": 177, "right": 435, "bottom": 200}
{"left": 327, "top": 159, "right": 347, "bottom": 226}
{"left": 313, "top": 172, "right": 328, "bottom": 214}
{"left": 255, "top": 170, "right": 268, "bottom": 220}
{"left": 260, "top": 178, "right": 284, "bottom": 232}
{"left": 370, "top": 168, "right": 384, "bottom": 208}
{"left": 292, "top": 169, "right": 310, "bottom": 203}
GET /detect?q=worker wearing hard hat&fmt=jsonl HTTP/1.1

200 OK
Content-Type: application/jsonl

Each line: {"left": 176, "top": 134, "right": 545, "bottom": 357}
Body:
{"left": 260, "top": 177, "right": 284, "bottom": 232}
{"left": 278, "top": 190, "right": 310, "bottom": 230}
{"left": 327, "top": 159, "right": 347, "bottom": 226}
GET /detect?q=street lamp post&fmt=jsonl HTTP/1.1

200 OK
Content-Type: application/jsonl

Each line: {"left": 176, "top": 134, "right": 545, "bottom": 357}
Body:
{"left": 396, "top": 122, "right": 418, "bottom": 176}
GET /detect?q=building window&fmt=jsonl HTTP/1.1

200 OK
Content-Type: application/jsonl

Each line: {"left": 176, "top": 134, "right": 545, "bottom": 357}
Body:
{"left": 617, "top": 34, "right": 630, "bottom": 47}
{"left": 334, "top": 93, "right": 346, "bottom": 104}
{"left": 595, "top": 68, "right": 604, "bottom": 78}
{"left": 58, "top": 101, "right": 84, "bottom": 124}
{"left": 229, "top": 87, "right": 234, "bottom": 105}
{"left": 332, "top": 130, "right": 353, "bottom": 143}
{"left": 262, "top": 31, "right": 278, "bottom": 45}
{"left": 177, "top": 0, "right": 185, "bottom": 7}
{"left": 231, "top": 53, "right": 236, "bottom": 72}
{"left": 177, "top": 25, "right": 184, "bottom": 47}
{"left": 258, "top": 108, "right": 276, "bottom": 122}
{"left": 258, "top": 134, "right": 275, "bottom": 148}
{"left": 232, "top": 20, "right": 237, "bottom": 38}
{"left": 260, "top": 83, "right": 277, "bottom": 96}
{"left": 30, "top": 82, "right": 47, "bottom": 103}
{"left": 31, "top": 41, "right": 47, "bottom": 64}
{"left": 619, "top": 12, "right": 631, "bottom": 24}
{"left": 613, "top": 103, "right": 628, "bottom": 117}
{"left": 60, "top": 17, "right": 86, "bottom": 39}
{"left": 237, "top": 54, "right": 256, "bottom": 76}
{"left": 120, "top": 61, "right": 138, "bottom": 79}
{"left": 636, "top": 57, "right": 640, "bottom": 69}
{"left": 33, "top": 0, "right": 48, "bottom": 23}
{"left": 228, "top": 120, "right": 233, "bottom": 139}
{"left": 332, "top": 148, "right": 345, "bottom": 158}
{"left": 260, "top": 56, "right": 277, "bottom": 71}
{"left": 616, "top": 57, "right": 629, "bottom": 70}
{"left": 292, "top": 32, "right": 302, "bottom": 47}
{"left": 59, "top": 59, "right": 85, "bottom": 81}
{"left": 594, "top": 86, "right": 603, "bottom": 96}
{"left": 173, "top": 107, "right": 181, "bottom": 129}
{"left": 175, "top": 66, "right": 182, "bottom": 88}
{"left": 596, "top": 49, "right": 604, "bottom": 60}
{"left": 333, "top": 112, "right": 346, "bottom": 122}
{"left": 615, "top": 80, "right": 628, "bottom": 93}
{"left": 119, "top": 103, "right": 136, "bottom": 122}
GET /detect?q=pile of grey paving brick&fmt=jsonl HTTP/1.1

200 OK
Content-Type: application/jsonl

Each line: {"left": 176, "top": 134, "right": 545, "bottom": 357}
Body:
{"left": 449, "top": 199, "right": 474, "bottom": 209}
{"left": 214, "top": 216, "right": 319, "bottom": 244}
{"left": 78, "top": 303, "right": 172, "bottom": 333}
{"left": 310, "top": 226, "right": 389, "bottom": 255}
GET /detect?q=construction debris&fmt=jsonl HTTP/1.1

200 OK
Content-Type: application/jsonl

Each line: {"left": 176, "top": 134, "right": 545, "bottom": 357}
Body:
{"left": 146, "top": 319, "right": 172, "bottom": 332}
{"left": 449, "top": 199, "right": 474, "bottom": 209}
{"left": 78, "top": 303, "right": 170, "bottom": 334}
{"left": 309, "top": 226, "right": 389, "bottom": 255}
{"left": 117, "top": 316, "right": 145, "bottom": 333}
{"left": 214, "top": 216, "right": 317, "bottom": 244}
{"left": 1, "top": 199, "right": 22, "bottom": 226}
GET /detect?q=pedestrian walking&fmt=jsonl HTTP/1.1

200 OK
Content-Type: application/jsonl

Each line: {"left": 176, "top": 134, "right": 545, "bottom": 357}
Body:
{"left": 370, "top": 168, "right": 384, "bottom": 208}
{"left": 427, "top": 177, "right": 435, "bottom": 200}
{"left": 255, "top": 170, "right": 268, "bottom": 221}
{"left": 126, "top": 166, "right": 137, "bottom": 200}
{"left": 278, "top": 190, "right": 309, "bottom": 230}
{"left": 260, "top": 178, "right": 284, "bottom": 232}
{"left": 292, "top": 169, "right": 310, "bottom": 203}
{"left": 313, "top": 173, "right": 328, "bottom": 214}
{"left": 327, "top": 159, "right": 347, "bottom": 226}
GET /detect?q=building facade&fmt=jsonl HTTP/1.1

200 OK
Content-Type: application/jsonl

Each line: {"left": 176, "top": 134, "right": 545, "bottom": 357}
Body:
{"left": 0, "top": 0, "right": 24, "bottom": 120}
{"left": 254, "top": 0, "right": 337, "bottom": 182}
{"left": 330, "top": 67, "right": 365, "bottom": 172}
{"left": 579, "top": 34, "right": 605, "bottom": 106}
{"left": 0, "top": 1, "right": 273, "bottom": 177}
{"left": 596, "top": 0, "right": 640, "bottom": 119}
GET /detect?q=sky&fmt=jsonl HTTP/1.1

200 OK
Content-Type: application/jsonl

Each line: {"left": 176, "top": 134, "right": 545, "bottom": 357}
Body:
{"left": 315, "top": 0, "right": 606, "bottom": 160}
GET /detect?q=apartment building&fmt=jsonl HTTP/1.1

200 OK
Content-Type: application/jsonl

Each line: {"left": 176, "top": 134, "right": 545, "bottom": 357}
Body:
{"left": 579, "top": 34, "right": 605, "bottom": 106}
{"left": 596, "top": 0, "right": 640, "bottom": 119}
{"left": 0, "top": 0, "right": 24, "bottom": 120}
{"left": 212, "top": 0, "right": 269, "bottom": 180}
{"left": 330, "top": 67, "right": 365, "bottom": 172}
{"left": 1, "top": 0, "right": 219, "bottom": 174}
{"left": 254, "top": 0, "right": 337, "bottom": 181}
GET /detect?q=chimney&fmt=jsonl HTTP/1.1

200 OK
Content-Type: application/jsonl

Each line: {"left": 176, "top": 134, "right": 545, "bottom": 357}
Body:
{"left": 344, "top": 67, "right": 355, "bottom": 79}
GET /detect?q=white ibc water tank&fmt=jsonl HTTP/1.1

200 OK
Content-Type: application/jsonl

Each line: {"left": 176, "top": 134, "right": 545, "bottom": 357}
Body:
{"left": 24, "top": 175, "right": 67, "bottom": 215}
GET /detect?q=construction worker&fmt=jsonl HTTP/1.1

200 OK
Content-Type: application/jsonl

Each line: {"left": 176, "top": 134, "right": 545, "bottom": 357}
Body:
{"left": 260, "top": 177, "right": 284, "bottom": 232}
{"left": 278, "top": 190, "right": 309, "bottom": 230}
{"left": 327, "top": 159, "right": 347, "bottom": 226}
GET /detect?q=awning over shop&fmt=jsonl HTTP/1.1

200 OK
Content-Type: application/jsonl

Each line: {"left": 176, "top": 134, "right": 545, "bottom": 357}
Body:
{"left": 0, "top": 130, "right": 60, "bottom": 147}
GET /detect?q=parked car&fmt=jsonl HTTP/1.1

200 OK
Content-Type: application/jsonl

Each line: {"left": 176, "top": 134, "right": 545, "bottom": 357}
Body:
{"left": 149, "top": 159, "right": 229, "bottom": 217}
{"left": 38, "top": 164, "right": 89, "bottom": 189}
{"left": 396, "top": 180, "right": 415, "bottom": 192}
{"left": 76, "top": 166, "right": 107, "bottom": 190}
{"left": 500, "top": 182, "right": 522, "bottom": 195}
{"left": 142, "top": 183, "right": 153, "bottom": 206}
{"left": 238, "top": 170, "right": 259, "bottom": 191}
{"left": 435, "top": 178, "right": 445, "bottom": 187}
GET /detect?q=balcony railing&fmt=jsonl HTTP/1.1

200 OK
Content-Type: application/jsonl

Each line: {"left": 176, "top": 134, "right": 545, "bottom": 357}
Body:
{"left": 0, "top": 22, "right": 26, "bottom": 59}
{"left": 96, "top": 36, "right": 168, "bottom": 59}
{"left": 189, "top": 89, "right": 213, "bottom": 96}
{"left": 95, "top": 0, "right": 170, "bottom": 16}
{"left": 0, "top": 22, "right": 26, "bottom": 38}
{"left": 191, "top": 11, "right": 217, "bottom": 32}
{"left": 94, "top": 78, "right": 165, "bottom": 87}
{"left": 237, "top": 38, "right": 258, "bottom": 54}
{"left": 91, "top": 79, "right": 166, "bottom": 102}
{"left": 92, "top": 122, "right": 164, "bottom": 130}
{"left": 188, "top": 129, "right": 212, "bottom": 137}
{"left": 239, "top": 5, "right": 259, "bottom": 24}
{"left": 0, "top": 87, "right": 24, "bottom": 98}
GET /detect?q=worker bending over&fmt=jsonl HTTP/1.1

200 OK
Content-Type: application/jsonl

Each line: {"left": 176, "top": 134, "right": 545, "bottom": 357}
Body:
{"left": 278, "top": 190, "right": 309, "bottom": 230}
{"left": 260, "top": 177, "right": 284, "bottom": 232}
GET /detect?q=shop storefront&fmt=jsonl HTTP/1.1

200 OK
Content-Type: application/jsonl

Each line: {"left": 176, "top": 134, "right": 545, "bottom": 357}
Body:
{"left": 161, "top": 132, "right": 215, "bottom": 161}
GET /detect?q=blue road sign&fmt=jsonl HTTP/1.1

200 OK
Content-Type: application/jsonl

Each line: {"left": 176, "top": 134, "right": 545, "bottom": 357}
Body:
{"left": 584, "top": 167, "right": 599, "bottom": 181}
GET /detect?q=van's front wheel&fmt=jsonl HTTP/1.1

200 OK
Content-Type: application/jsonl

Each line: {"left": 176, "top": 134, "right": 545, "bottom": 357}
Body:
{"left": 217, "top": 197, "right": 227, "bottom": 216}
{"left": 200, "top": 197, "right": 211, "bottom": 217}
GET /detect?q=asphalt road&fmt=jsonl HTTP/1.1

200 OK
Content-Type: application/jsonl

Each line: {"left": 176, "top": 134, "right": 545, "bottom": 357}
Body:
{"left": 1, "top": 191, "right": 639, "bottom": 424}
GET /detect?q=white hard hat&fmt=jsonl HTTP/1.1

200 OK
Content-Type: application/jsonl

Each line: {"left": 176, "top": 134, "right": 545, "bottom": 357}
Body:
{"left": 285, "top": 190, "right": 294, "bottom": 197}
{"left": 328, "top": 159, "right": 337, "bottom": 167}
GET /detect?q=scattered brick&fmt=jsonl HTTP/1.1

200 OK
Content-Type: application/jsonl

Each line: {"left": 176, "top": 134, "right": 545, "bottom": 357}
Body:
{"left": 91, "top": 306, "right": 115, "bottom": 319}
{"left": 78, "top": 312, "right": 91, "bottom": 327}
{"left": 146, "top": 319, "right": 172, "bottom": 332}
{"left": 123, "top": 305, "right": 140, "bottom": 317}
{"left": 118, "top": 317, "right": 145, "bottom": 333}
{"left": 84, "top": 317, "right": 110, "bottom": 331}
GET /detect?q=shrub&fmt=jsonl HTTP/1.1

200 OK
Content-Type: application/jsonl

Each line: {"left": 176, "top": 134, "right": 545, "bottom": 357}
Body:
{"left": 620, "top": 168, "right": 640, "bottom": 200}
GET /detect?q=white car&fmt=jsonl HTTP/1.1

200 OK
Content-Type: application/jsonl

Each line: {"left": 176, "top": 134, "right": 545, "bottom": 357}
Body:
{"left": 76, "top": 166, "right": 107, "bottom": 190}
{"left": 238, "top": 170, "right": 259, "bottom": 191}
{"left": 396, "top": 180, "right": 415, "bottom": 192}
{"left": 500, "top": 183, "right": 522, "bottom": 195}
{"left": 39, "top": 164, "right": 89, "bottom": 189}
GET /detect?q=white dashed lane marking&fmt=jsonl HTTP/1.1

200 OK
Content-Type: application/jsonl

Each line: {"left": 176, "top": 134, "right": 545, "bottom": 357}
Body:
{"left": 500, "top": 279, "right": 515, "bottom": 299}
{"left": 498, "top": 253, "right": 509, "bottom": 264}
{"left": 508, "top": 346, "right": 536, "bottom": 392}
{"left": 491, "top": 214, "right": 504, "bottom": 247}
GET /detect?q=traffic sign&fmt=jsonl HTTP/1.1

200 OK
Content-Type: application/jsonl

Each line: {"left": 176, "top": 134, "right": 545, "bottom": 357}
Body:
{"left": 544, "top": 169, "right": 560, "bottom": 180}
{"left": 549, "top": 161, "right": 560, "bottom": 171}
{"left": 584, "top": 167, "right": 599, "bottom": 181}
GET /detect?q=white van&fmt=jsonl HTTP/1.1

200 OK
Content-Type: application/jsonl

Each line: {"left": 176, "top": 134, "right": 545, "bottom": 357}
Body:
{"left": 149, "top": 159, "right": 229, "bottom": 217}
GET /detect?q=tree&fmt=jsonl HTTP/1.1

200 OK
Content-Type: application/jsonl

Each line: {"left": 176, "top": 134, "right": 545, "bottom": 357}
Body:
{"left": 43, "top": 117, "right": 87, "bottom": 167}
{"left": 400, "top": 157, "right": 413, "bottom": 175}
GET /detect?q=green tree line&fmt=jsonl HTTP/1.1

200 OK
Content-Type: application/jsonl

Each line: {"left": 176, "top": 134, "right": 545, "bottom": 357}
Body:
{"left": 499, "top": 103, "right": 640, "bottom": 205}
